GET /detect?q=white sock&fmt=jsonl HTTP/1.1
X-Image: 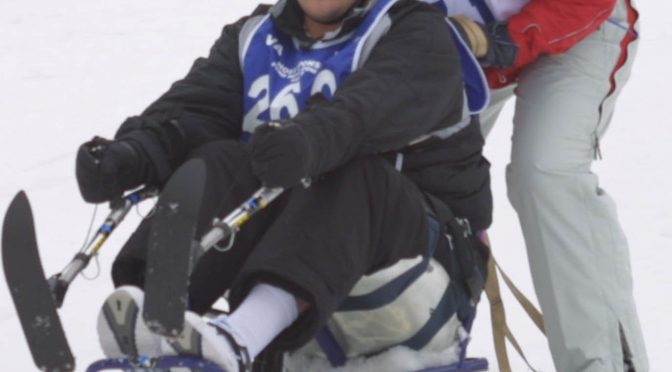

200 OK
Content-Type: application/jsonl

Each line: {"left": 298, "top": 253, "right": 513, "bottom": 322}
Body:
{"left": 224, "top": 283, "right": 299, "bottom": 358}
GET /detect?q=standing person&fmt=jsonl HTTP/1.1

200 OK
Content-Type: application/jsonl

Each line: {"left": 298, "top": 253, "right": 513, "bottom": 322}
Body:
{"left": 75, "top": 0, "right": 493, "bottom": 370}
{"left": 434, "top": 0, "right": 648, "bottom": 370}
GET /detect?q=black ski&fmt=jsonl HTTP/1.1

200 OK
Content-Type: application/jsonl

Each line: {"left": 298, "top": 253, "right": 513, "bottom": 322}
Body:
{"left": 2, "top": 191, "right": 75, "bottom": 372}
{"left": 143, "top": 159, "right": 206, "bottom": 337}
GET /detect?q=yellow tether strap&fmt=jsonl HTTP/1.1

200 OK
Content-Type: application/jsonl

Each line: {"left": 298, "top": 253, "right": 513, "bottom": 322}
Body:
{"left": 481, "top": 233, "right": 545, "bottom": 371}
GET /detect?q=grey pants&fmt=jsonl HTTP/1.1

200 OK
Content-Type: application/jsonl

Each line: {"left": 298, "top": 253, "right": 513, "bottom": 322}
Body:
{"left": 480, "top": 1, "right": 648, "bottom": 371}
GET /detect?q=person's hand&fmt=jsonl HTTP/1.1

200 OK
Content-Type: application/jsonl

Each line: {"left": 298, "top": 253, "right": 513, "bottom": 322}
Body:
{"left": 250, "top": 121, "right": 315, "bottom": 188}
{"left": 449, "top": 16, "right": 518, "bottom": 69}
{"left": 75, "top": 136, "right": 146, "bottom": 203}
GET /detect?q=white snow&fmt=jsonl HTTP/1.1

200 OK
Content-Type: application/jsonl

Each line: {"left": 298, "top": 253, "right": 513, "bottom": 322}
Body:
{"left": 0, "top": 1, "right": 670, "bottom": 371}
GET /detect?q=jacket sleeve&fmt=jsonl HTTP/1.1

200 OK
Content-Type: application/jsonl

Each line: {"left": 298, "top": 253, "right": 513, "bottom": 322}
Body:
{"left": 292, "top": 2, "right": 465, "bottom": 177}
{"left": 507, "top": 0, "right": 617, "bottom": 69}
{"left": 114, "top": 17, "right": 247, "bottom": 173}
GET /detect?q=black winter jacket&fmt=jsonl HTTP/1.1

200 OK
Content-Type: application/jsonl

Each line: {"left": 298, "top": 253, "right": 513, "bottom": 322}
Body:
{"left": 115, "top": 0, "right": 492, "bottom": 230}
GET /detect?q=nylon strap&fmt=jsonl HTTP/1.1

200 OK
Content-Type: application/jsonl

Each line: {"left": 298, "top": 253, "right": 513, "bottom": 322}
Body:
{"left": 494, "top": 257, "right": 545, "bottom": 334}
{"left": 469, "top": 0, "right": 495, "bottom": 24}
{"left": 482, "top": 233, "right": 541, "bottom": 372}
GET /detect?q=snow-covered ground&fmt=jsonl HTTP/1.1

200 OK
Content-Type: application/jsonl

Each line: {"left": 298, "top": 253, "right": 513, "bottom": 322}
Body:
{"left": 0, "top": 1, "right": 669, "bottom": 370}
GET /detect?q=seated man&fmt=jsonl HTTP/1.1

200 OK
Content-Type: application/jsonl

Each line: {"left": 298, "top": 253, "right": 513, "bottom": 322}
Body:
{"left": 76, "top": 0, "right": 492, "bottom": 370}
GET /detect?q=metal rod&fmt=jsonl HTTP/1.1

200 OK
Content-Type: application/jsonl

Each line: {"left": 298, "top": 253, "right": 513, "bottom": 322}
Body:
{"left": 49, "top": 188, "right": 157, "bottom": 307}
{"left": 200, "top": 187, "right": 284, "bottom": 252}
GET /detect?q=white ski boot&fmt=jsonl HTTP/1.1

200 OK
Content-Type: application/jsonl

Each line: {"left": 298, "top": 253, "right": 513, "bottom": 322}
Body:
{"left": 97, "top": 285, "right": 161, "bottom": 358}
{"left": 162, "top": 311, "right": 252, "bottom": 372}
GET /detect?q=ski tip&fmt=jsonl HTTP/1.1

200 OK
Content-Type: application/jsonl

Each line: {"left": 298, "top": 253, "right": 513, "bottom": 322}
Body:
{"left": 3, "top": 190, "right": 34, "bottom": 262}
{"left": 183, "top": 157, "right": 206, "bottom": 171}
{"left": 178, "top": 158, "right": 207, "bottom": 182}
{"left": 158, "top": 158, "right": 207, "bottom": 203}
{"left": 9, "top": 190, "right": 30, "bottom": 209}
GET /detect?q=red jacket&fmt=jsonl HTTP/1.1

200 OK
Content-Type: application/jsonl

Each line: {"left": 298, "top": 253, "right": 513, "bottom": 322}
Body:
{"left": 486, "top": 0, "right": 618, "bottom": 88}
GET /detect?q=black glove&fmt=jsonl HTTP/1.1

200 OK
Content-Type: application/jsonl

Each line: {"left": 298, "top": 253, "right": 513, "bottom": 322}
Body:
{"left": 75, "top": 136, "right": 147, "bottom": 203}
{"left": 250, "top": 121, "right": 315, "bottom": 188}
{"left": 480, "top": 21, "right": 518, "bottom": 69}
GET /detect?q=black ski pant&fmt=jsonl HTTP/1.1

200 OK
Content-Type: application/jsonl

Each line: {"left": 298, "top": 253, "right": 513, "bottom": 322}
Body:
{"left": 111, "top": 139, "right": 433, "bottom": 349}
